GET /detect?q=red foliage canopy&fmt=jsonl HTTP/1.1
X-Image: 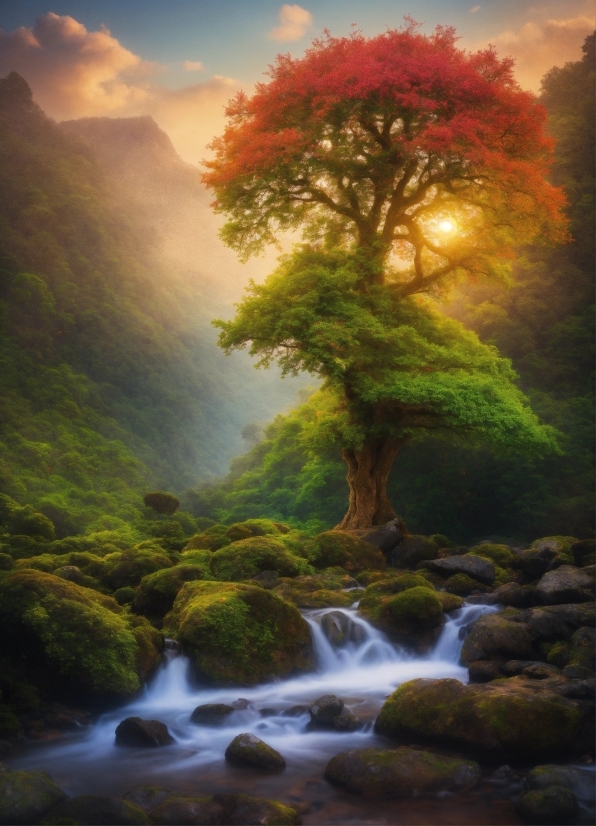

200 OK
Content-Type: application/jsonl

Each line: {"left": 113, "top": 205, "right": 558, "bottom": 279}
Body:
{"left": 203, "top": 22, "right": 568, "bottom": 294}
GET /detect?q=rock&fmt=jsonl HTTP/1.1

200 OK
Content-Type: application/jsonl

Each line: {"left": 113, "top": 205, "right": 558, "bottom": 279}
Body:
{"left": 492, "top": 583, "right": 538, "bottom": 608}
{"left": 313, "top": 531, "right": 386, "bottom": 572}
{"left": 444, "top": 573, "right": 493, "bottom": 597}
{"left": 468, "top": 661, "right": 503, "bottom": 683}
{"left": 132, "top": 565, "right": 206, "bottom": 622}
{"left": 190, "top": 704, "right": 235, "bottom": 726}
{"left": 518, "top": 546, "right": 559, "bottom": 579}
{"left": 501, "top": 660, "right": 541, "bottom": 677}
{"left": 209, "top": 537, "right": 302, "bottom": 581}
{"left": 392, "top": 536, "right": 438, "bottom": 568}
{"left": 250, "top": 570, "right": 281, "bottom": 589}
{"left": 215, "top": 794, "right": 301, "bottom": 825}
{"left": 282, "top": 705, "right": 308, "bottom": 717}
{"left": 324, "top": 747, "right": 481, "bottom": 796}
{"left": 347, "top": 517, "right": 408, "bottom": 554}
{"left": 469, "top": 543, "right": 516, "bottom": 566}
{"left": 375, "top": 678, "right": 584, "bottom": 759}
{"left": 426, "top": 555, "right": 495, "bottom": 585}
{"left": 359, "top": 584, "right": 444, "bottom": 651}
{"left": 525, "top": 764, "right": 585, "bottom": 793}
{"left": 567, "top": 626, "right": 595, "bottom": 673}
{"left": 42, "top": 796, "right": 149, "bottom": 824}
{"left": 537, "top": 566, "right": 594, "bottom": 605}
{"left": 0, "top": 768, "right": 67, "bottom": 825}
{"left": 273, "top": 575, "right": 355, "bottom": 609}
{"left": 333, "top": 709, "right": 360, "bottom": 731}
{"left": 320, "top": 612, "right": 366, "bottom": 647}
{"left": 149, "top": 797, "right": 224, "bottom": 825}
{"left": 225, "top": 733, "right": 286, "bottom": 770}
{"left": 436, "top": 592, "right": 464, "bottom": 613}
{"left": 460, "top": 614, "right": 534, "bottom": 665}
{"left": 563, "top": 665, "right": 594, "bottom": 680}
{"left": 572, "top": 539, "right": 595, "bottom": 567}
{"left": 309, "top": 694, "right": 344, "bottom": 724}
{"left": 516, "top": 786, "right": 579, "bottom": 825}
{"left": 115, "top": 717, "right": 173, "bottom": 747}
{"left": 123, "top": 786, "right": 171, "bottom": 813}
{"left": 522, "top": 663, "right": 561, "bottom": 679}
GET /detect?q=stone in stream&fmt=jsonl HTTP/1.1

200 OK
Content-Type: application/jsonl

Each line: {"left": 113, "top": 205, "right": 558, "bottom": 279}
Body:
{"left": 320, "top": 611, "right": 366, "bottom": 647}
{"left": 190, "top": 703, "right": 235, "bottom": 725}
{"left": 0, "top": 767, "right": 67, "bottom": 825}
{"left": 225, "top": 733, "right": 286, "bottom": 770}
{"left": 425, "top": 554, "right": 496, "bottom": 585}
{"left": 215, "top": 794, "right": 302, "bottom": 825}
{"left": 149, "top": 796, "right": 224, "bottom": 825}
{"left": 537, "top": 566, "right": 595, "bottom": 605}
{"left": 41, "top": 795, "right": 150, "bottom": 825}
{"left": 333, "top": 709, "right": 360, "bottom": 731}
{"left": 309, "top": 694, "right": 344, "bottom": 724}
{"left": 123, "top": 786, "right": 172, "bottom": 813}
{"left": 460, "top": 614, "right": 535, "bottom": 665}
{"left": 516, "top": 786, "right": 579, "bottom": 825}
{"left": 115, "top": 717, "right": 173, "bottom": 747}
{"left": 324, "top": 747, "right": 481, "bottom": 796}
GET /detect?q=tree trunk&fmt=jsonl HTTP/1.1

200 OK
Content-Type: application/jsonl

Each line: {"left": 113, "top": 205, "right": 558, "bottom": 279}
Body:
{"left": 337, "top": 437, "right": 409, "bottom": 530}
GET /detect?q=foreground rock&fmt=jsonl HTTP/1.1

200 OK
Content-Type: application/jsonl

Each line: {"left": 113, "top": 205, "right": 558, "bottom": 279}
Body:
{"left": 346, "top": 517, "right": 408, "bottom": 555}
{"left": 41, "top": 795, "right": 149, "bottom": 825}
{"left": 516, "top": 786, "right": 579, "bottom": 825}
{"left": 115, "top": 717, "right": 173, "bottom": 747}
{"left": 320, "top": 611, "right": 366, "bottom": 647}
{"left": 375, "top": 678, "right": 588, "bottom": 759}
{"left": 149, "top": 796, "right": 225, "bottom": 825}
{"left": 460, "top": 614, "right": 534, "bottom": 665}
{"left": 309, "top": 695, "right": 344, "bottom": 725}
{"left": 221, "top": 794, "right": 301, "bottom": 825}
{"left": 190, "top": 704, "right": 235, "bottom": 726}
{"left": 0, "top": 767, "right": 67, "bottom": 825}
{"left": 126, "top": 791, "right": 301, "bottom": 825}
{"left": 225, "top": 733, "right": 286, "bottom": 770}
{"left": 425, "top": 555, "right": 496, "bottom": 585}
{"left": 324, "top": 747, "right": 481, "bottom": 795}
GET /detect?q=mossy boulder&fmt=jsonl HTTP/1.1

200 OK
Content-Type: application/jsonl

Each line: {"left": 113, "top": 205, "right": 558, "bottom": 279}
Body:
{"left": 0, "top": 768, "right": 67, "bottom": 825}
{"left": 132, "top": 564, "right": 207, "bottom": 623}
{"left": 0, "top": 569, "right": 161, "bottom": 702}
{"left": 41, "top": 795, "right": 150, "bottom": 825}
{"left": 185, "top": 525, "right": 231, "bottom": 552}
{"left": 375, "top": 677, "right": 584, "bottom": 759}
{"left": 149, "top": 794, "right": 300, "bottom": 826}
{"left": 103, "top": 546, "right": 174, "bottom": 590}
{"left": 312, "top": 531, "right": 386, "bottom": 573}
{"left": 210, "top": 537, "right": 305, "bottom": 581}
{"left": 469, "top": 543, "right": 516, "bottom": 567}
{"left": 225, "top": 732, "right": 286, "bottom": 769}
{"left": 436, "top": 592, "right": 464, "bottom": 612}
{"left": 273, "top": 569, "right": 359, "bottom": 609}
{"left": 226, "top": 519, "right": 284, "bottom": 541}
{"left": 393, "top": 536, "right": 439, "bottom": 568}
{"left": 164, "top": 581, "right": 314, "bottom": 685}
{"left": 359, "top": 580, "right": 444, "bottom": 650}
{"left": 516, "top": 786, "right": 579, "bottom": 825}
{"left": 460, "top": 613, "right": 535, "bottom": 665}
{"left": 324, "top": 747, "right": 481, "bottom": 796}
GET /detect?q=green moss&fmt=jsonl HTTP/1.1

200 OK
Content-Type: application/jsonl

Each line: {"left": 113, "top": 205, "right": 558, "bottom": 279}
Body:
{"left": 164, "top": 581, "right": 313, "bottom": 685}
{"left": 209, "top": 536, "right": 306, "bottom": 581}
{"left": 227, "top": 519, "right": 282, "bottom": 541}
{"left": 430, "top": 534, "right": 457, "bottom": 549}
{"left": 437, "top": 592, "right": 464, "bottom": 612}
{"left": 185, "top": 524, "right": 231, "bottom": 551}
{"left": 469, "top": 544, "right": 515, "bottom": 566}
{"left": 444, "top": 573, "right": 491, "bottom": 596}
{"left": 530, "top": 536, "right": 579, "bottom": 565}
{"left": 132, "top": 564, "right": 208, "bottom": 622}
{"left": 113, "top": 587, "right": 136, "bottom": 605}
{"left": 102, "top": 546, "right": 174, "bottom": 590}
{"left": 358, "top": 574, "right": 435, "bottom": 616}
{"left": 273, "top": 576, "right": 356, "bottom": 608}
{"left": 382, "top": 587, "right": 444, "bottom": 635}
{"left": 313, "top": 531, "right": 386, "bottom": 572}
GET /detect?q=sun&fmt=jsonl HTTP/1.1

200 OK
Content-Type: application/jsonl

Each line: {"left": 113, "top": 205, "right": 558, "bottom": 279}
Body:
{"left": 438, "top": 220, "right": 456, "bottom": 234}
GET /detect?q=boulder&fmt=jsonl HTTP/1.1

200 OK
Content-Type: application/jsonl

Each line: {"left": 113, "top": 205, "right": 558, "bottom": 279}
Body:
{"left": 41, "top": 795, "right": 150, "bottom": 825}
{"left": 123, "top": 786, "right": 171, "bottom": 813}
{"left": 460, "top": 614, "right": 534, "bottom": 665}
{"left": 359, "top": 583, "right": 444, "bottom": 651}
{"left": 132, "top": 565, "right": 206, "bottom": 623}
{"left": 525, "top": 764, "right": 586, "bottom": 793}
{"left": 567, "top": 626, "right": 595, "bottom": 673}
{"left": 347, "top": 517, "right": 408, "bottom": 554}
{"left": 215, "top": 794, "right": 301, "bottom": 825}
{"left": 320, "top": 612, "right": 366, "bottom": 647}
{"left": 0, "top": 768, "right": 67, "bottom": 825}
{"left": 444, "top": 573, "right": 493, "bottom": 597}
{"left": 210, "top": 537, "right": 302, "bottom": 581}
{"left": 225, "top": 733, "right": 286, "bottom": 770}
{"left": 392, "top": 536, "right": 438, "bottom": 568}
{"left": 537, "top": 566, "right": 594, "bottom": 605}
{"left": 516, "top": 786, "right": 579, "bottom": 825}
{"left": 312, "top": 532, "right": 386, "bottom": 572}
{"left": 324, "top": 747, "right": 481, "bottom": 796}
{"left": 425, "top": 555, "right": 495, "bottom": 585}
{"left": 375, "top": 678, "right": 585, "bottom": 759}
{"left": 517, "top": 546, "right": 559, "bottom": 579}
{"left": 309, "top": 694, "right": 344, "bottom": 724}
{"left": 333, "top": 709, "right": 360, "bottom": 731}
{"left": 149, "top": 797, "right": 224, "bottom": 825}
{"left": 190, "top": 704, "right": 235, "bottom": 726}
{"left": 115, "top": 717, "right": 173, "bottom": 747}
{"left": 468, "top": 661, "right": 503, "bottom": 683}
{"left": 491, "top": 583, "right": 538, "bottom": 608}
{"left": 273, "top": 572, "right": 357, "bottom": 609}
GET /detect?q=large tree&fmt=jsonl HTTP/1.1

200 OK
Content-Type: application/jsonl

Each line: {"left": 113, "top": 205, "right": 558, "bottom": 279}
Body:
{"left": 204, "top": 23, "right": 567, "bottom": 529}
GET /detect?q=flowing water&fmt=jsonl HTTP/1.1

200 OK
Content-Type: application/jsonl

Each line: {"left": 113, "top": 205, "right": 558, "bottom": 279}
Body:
{"left": 10, "top": 601, "right": 546, "bottom": 823}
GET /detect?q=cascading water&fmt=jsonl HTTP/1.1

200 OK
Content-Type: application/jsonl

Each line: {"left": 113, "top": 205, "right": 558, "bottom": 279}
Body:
{"left": 11, "top": 601, "right": 500, "bottom": 804}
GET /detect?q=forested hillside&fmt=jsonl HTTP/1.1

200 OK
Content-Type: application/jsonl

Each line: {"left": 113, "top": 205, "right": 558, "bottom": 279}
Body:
{"left": 192, "top": 36, "right": 595, "bottom": 543}
{"left": 0, "top": 72, "right": 305, "bottom": 536}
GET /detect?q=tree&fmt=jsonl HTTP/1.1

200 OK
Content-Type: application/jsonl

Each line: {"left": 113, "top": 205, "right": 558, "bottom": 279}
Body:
{"left": 204, "top": 23, "right": 567, "bottom": 529}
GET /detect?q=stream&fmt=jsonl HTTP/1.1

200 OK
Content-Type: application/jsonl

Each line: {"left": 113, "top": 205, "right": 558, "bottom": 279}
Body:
{"left": 11, "top": 601, "right": 542, "bottom": 824}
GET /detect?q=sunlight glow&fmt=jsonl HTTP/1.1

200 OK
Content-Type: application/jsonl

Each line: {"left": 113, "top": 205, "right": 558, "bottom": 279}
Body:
{"left": 439, "top": 220, "right": 456, "bottom": 233}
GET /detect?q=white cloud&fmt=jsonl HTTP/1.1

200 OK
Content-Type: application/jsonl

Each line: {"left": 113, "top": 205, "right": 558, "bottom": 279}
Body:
{"left": 470, "top": 5, "right": 481, "bottom": 13}
{"left": 268, "top": 4, "right": 312, "bottom": 42}
{"left": 182, "top": 60, "right": 204, "bottom": 72}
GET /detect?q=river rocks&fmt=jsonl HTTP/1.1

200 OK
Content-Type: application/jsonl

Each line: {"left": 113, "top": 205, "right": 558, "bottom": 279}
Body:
{"left": 567, "top": 626, "right": 595, "bottom": 673}
{"left": 460, "top": 614, "right": 535, "bottom": 665}
{"left": 273, "top": 572, "right": 357, "bottom": 609}
{"left": 536, "top": 566, "right": 594, "bottom": 604}
{"left": 216, "top": 794, "right": 301, "bottom": 826}
{"left": 149, "top": 796, "right": 224, "bottom": 825}
{"left": 313, "top": 531, "right": 386, "bottom": 572}
{"left": 516, "top": 786, "right": 579, "bottom": 825}
{"left": 0, "top": 768, "right": 67, "bottom": 825}
{"left": 391, "top": 536, "right": 438, "bottom": 568}
{"left": 320, "top": 612, "right": 366, "bottom": 647}
{"left": 324, "top": 747, "right": 481, "bottom": 796}
{"left": 425, "top": 555, "right": 495, "bottom": 585}
{"left": 358, "top": 582, "right": 444, "bottom": 651}
{"left": 375, "top": 677, "right": 585, "bottom": 759}
{"left": 347, "top": 517, "right": 408, "bottom": 555}
{"left": 525, "top": 764, "right": 586, "bottom": 793}
{"left": 132, "top": 565, "right": 206, "bottom": 623}
{"left": 190, "top": 704, "right": 235, "bottom": 726}
{"left": 115, "top": 717, "right": 174, "bottom": 747}
{"left": 491, "top": 583, "right": 538, "bottom": 607}
{"left": 123, "top": 786, "right": 172, "bottom": 813}
{"left": 309, "top": 694, "right": 344, "bottom": 724}
{"left": 164, "top": 581, "right": 314, "bottom": 685}
{"left": 444, "top": 573, "right": 493, "bottom": 597}
{"left": 209, "top": 537, "right": 303, "bottom": 581}
{"left": 225, "top": 733, "right": 286, "bottom": 770}
{"left": 41, "top": 795, "right": 150, "bottom": 825}
{"left": 333, "top": 709, "right": 360, "bottom": 731}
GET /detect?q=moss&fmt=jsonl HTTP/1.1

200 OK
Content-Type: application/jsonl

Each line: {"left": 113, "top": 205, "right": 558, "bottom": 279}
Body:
{"left": 437, "top": 592, "right": 464, "bottom": 612}
{"left": 382, "top": 587, "right": 444, "bottom": 635}
{"left": 0, "top": 553, "right": 13, "bottom": 570}
{"left": 313, "top": 531, "right": 386, "bottom": 572}
{"left": 113, "top": 587, "right": 136, "bottom": 605}
{"left": 227, "top": 519, "right": 283, "bottom": 541}
{"left": 469, "top": 544, "right": 515, "bottom": 566}
{"left": 544, "top": 641, "right": 570, "bottom": 668}
{"left": 444, "top": 573, "right": 492, "bottom": 596}
{"left": 273, "top": 577, "right": 356, "bottom": 608}
{"left": 132, "top": 564, "right": 208, "bottom": 622}
{"left": 358, "top": 575, "right": 435, "bottom": 615}
{"left": 430, "top": 534, "right": 457, "bottom": 549}
{"left": 148, "top": 521, "right": 187, "bottom": 551}
{"left": 185, "top": 524, "right": 231, "bottom": 551}
{"left": 164, "top": 581, "right": 313, "bottom": 685}
{"left": 531, "top": 536, "right": 579, "bottom": 565}
{"left": 102, "top": 546, "right": 174, "bottom": 590}
{"left": 209, "top": 536, "right": 306, "bottom": 581}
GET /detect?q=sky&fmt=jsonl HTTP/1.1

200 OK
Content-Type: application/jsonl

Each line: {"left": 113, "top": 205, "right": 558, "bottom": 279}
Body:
{"left": 0, "top": 0, "right": 593, "bottom": 164}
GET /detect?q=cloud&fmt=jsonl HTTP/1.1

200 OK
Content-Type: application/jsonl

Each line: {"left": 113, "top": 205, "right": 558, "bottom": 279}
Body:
{"left": 268, "top": 4, "right": 312, "bottom": 42}
{"left": 0, "top": 13, "right": 238, "bottom": 163}
{"left": 492, "top": 12, "right": 595, "bottom": 90}
{"left": 182, "top": 60, "right": 204, "bottom": 72}
{"left": 470, "top": 5, "right": 481, "bottom": 13}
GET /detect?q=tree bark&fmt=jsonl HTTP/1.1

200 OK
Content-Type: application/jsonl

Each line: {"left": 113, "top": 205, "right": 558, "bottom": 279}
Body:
{"left": 336, "top": 436, "right": 410, "bottom": 530}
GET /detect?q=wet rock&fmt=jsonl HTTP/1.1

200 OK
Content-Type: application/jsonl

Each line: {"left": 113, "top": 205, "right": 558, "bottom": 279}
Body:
{"left": 554, "top": 679, "right": 596, "bottom": 700}
{"left": 392, "top": 535, "right": 438, "bottom": 568}
{"left": 436, "top": 592, "right": 464, "bottom": 613}
{"left": 492, "top": 583, "right": 538, "bottom": 608}
{"left": 115, "top": 717, "right": 173, "bottom": 747}
{"left": 0, "top": 768, "right": 67, "bottom": 825}
{"left": 501, "top": 660, "right": 540, "bottom": 677}
{"left": 225, "top": 733, "right": 286, "bottom": 770}
{"left": 348, "top": 517, "right": 408, "bottom": 555}
{"left": 215, "top": 793, "right": 301, "bottom": 825}
{"left": 231, "top": 698, "right": 250, "bottom": 710}
{"left": 190, "top": 704, "right": 235, "bottom": 726}
{"left": 259, "top": 708, "right": 277, "bottom": 717}
{"left": 359, "top": 584, "right": 444, "bottom": 652}
{"left": 41, "top": 795, "right": 150, "bottom": 825}
{"left": 123, "top": 786, "right": 171, "bottom": 813}
{"left": 522, "top": 663, "right": 561, "bottom": 679}
{"left": 426, "top": 555, "right": 495, "bottom": 585}
{"left": 320, "top": 611, "right": 366, "bottom": 647}
{"left": 567, "top": 626, "right": 595, "bottom": 673}
{"left": 516, "top": 786, "right": 579, "bottom": 825}
{"left": 537, "top": 566, "right": 594, "bottom": 605}
{"left": 150, "top": 797, "right": 224, "bottom": 825}
{"left": 444, "top": 573, "right": 493, "bottom": 597}
{"left": 468, "top": 661, "right": 503, "bottom": 683}
{"left": 375, "top": 677, "right": 584, "bottom": 759}
{"left": 525, "top": 764, "right": 585, "bottom": 793}
{"left": 309, "top": 694, "right": 344, "bottom": 724}
{"left": 518, "top": 546, "right": 559, "bottom": 579}
{"left": 324, "top": 746, "right": 481, "bottom": 796}
{"left": 460, "top": 614, "right": 534, "bottom": 665}
{"left": 333, "top": 709, "right": 360, "bottom": 731}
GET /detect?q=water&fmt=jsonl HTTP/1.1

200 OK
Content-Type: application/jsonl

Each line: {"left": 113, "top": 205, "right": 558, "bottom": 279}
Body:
{"left": 13, "top": 602, "right": 524, "bottom": 823}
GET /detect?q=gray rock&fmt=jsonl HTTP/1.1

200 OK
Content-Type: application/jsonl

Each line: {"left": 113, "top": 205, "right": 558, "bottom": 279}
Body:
{"left": 224, "top": 733, "right": 285, "bottom": 770}
{"left": 501, "top": 660, "right": 540, "bottom": 677}
{"left": 333, "top": 709, "right": 360, "bottom": 731}
{"left": 149, "top": 797, "right": 224, "bottom": 825}
{"left": 324, "top": 746, "right": 481, "bottom": 796}
{"left": 516, "top": 786, "right": 579, "bottom": 825}
{"left": 309, "top": 694, "right": 344, "bottom": 724}
{"left": 525, "top": 765, "right": 585, "bottom": 794}
{"left": 348, "top": 518, "right": 408, "bottom": 554}
{"left": 190, "top": 704, "right": 235, "bottom": 726}
{"left": 517, "top": 546, "right": 559, "bottom": 579}
{"left": 522, "top": 663, "right": 561, "bottom": 679}
{"left": 215, "top": 793, "right": 301, "bottom": 825}
{"left": 115, "top": 717, "right": 173, "bottom": 747}
{"left": 41, "top": 795, "right": 150, "bottom": 825}
{"left": 568, "top": 626, "right": 595, "bottom": 673}
{"left": 492, "top": 583, "right": 538, "bottom": 608}
{"left": 0, "top": 769, "right": 67, "bottom": 825}
{"left": 426, "top": 555, "right": 495, "bottom": 585}
{"left": 510, "top": 607, "right": 576, "bottom": 641}
{"left": 460, "top": 614, "right": 534, "bottom": 665}
{"left": 320, "top": 612, "right": 366, "bottom": 647}
{"left": 537, "top": 566, "right": 594, "bottom": 605}
{"left": 392, "top": 536, "right": 438, "bottom": 568}
{"left": 123, "top": 786, "right": 171, "bottom": 813}
{"left": 468, "top": 661, "right": 503, "bottom": 682}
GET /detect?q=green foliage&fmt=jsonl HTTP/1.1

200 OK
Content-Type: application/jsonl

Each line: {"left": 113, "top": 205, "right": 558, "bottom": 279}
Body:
{"left": 143, "top": 492, "right": 180, "bottom": 515}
